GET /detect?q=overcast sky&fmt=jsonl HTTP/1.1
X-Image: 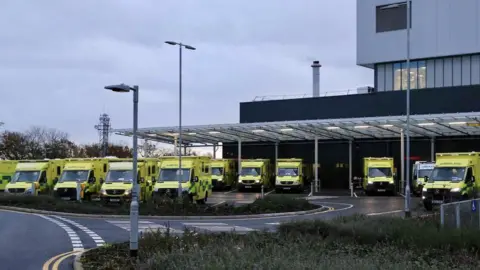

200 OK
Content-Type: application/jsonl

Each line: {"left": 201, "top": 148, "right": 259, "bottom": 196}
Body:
{"left": 0, "top": 0, "right": 372, "bottom": 149}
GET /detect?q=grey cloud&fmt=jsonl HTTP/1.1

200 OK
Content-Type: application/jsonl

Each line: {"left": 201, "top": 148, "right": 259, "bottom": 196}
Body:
{"left": 0, "top": 0, "right": 370, "bottom": 146}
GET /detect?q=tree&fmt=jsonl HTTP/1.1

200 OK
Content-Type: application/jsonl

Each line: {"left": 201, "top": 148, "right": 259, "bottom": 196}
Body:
{"left": 0, "top": 131, "right": 33, "bottom": 159}
{"left": 24, "top": 126, "right": 76, "bottom": 159}
{"left": 82, "top": 143, "right": 132, "bottom": 158}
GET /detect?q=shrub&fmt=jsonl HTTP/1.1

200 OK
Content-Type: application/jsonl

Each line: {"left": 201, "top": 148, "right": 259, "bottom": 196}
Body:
{"left": 82, "top": 216, "right": 480, "bottom": 270}
{"left": 0, "top": 194, "right": 319, "bottom": 216}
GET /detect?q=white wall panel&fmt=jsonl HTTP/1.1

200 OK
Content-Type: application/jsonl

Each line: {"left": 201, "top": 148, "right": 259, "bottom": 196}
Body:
{"left": 434, "top": 58, "right": 444, "bottom": 87}
{"left": 426, "top": 59, "right": 435, "bottom": 88}
{"left": 357, "top": 0, "right": 480, "bottom": 67}
{"left": 452, "top": 57, "right": 462, "bottom": 86}
{"left": 462, "top": 55, "right": 471, "bottom": 85}
{"left": 472, "top": 55, "right": 480, "bottom": 85}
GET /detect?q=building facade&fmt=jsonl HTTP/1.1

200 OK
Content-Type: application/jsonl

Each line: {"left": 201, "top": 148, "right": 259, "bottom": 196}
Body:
{"left": 222, "top": 1, "right": 480, "bottom": 190}
{"left": 357, "top": 0, "right": 480, "bottom": 92}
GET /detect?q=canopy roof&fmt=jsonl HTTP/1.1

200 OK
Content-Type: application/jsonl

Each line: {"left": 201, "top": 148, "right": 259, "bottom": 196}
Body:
{"left": 112, "top": 112, "right": 480, "bottom": 146}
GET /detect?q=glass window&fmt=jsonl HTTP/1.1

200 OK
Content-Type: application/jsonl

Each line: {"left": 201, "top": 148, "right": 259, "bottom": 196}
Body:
{"left": 376, "top": 2, "right": 410, "bottom": 33}
{"left": 394, "top": 63, "right": 402, "bottom": 90}
{"left": 409, "top": 61, "right": 418, "bottom": 89}
{"left": 417, "top": 61, "right": 426, "bottom": 89}
{"left": 401, "top": 62, "right": 408, "bottom": 90}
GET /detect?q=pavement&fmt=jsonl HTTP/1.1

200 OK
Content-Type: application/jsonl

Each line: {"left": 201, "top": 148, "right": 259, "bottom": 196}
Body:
{"left": 0, "top": 190, "right": 422, "bottom": 270}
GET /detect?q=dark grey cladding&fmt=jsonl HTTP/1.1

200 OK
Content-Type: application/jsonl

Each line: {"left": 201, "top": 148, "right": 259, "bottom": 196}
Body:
{"left": 240, "top": 85, "right": 480, "bottom": 123}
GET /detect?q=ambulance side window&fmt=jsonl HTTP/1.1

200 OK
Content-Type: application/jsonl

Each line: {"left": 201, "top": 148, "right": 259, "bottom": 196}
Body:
{"left": 148, "top": 166, "right": 151, "bottom": 175}
{"left": 466, "top": 167, "right": 473, "bottom": 182}
{"left": 39, "top": 171, "right": 47, "bottom": 183}
{"left": 57, "top": 166, "right": 61, "bottom": 175}
{"left": 152, "top": 166, "right": 156, "bottom": 175}
{"left": 191, "top": 169, "right": 195, "bottom": 181}
{"left": 103, "top": 164, "right": 107, "bottom": 173}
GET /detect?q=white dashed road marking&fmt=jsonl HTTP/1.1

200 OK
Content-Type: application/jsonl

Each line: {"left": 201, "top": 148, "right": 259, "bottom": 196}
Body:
{"left": 36, "top": 214, "right": 84, "bottom": 251}
{"left": 107, "top": 220, "right": 183, "bottom": 234}
{"left": 182, "top": 222, "right": 256, "bottom": 233}
{"left": 265, "top": 222, "right": 281, "bottom": 225}
{"left": 52, "top": 215, "right": 105, "bottom": 247}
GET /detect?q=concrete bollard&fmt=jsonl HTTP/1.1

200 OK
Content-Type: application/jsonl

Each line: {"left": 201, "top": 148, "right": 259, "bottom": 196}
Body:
{"left": 261, "top": 185, "right": 264, "bottom": 199}
{"left": 76, "top": 182, "right": 81, "bottom": 201}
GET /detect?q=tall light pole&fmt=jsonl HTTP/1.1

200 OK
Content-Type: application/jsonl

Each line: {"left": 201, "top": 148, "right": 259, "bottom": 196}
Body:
{"left": 164, "top": 40, "right": 196, "bottom": 198}
{"left": 380, "top": 1, "right": 411, "bottom": 217}
{"left": 104, "top": 83, "right": 140, "bottom": 257}
{"left": 405, "top": 0, "right": 412, "bottom": 218}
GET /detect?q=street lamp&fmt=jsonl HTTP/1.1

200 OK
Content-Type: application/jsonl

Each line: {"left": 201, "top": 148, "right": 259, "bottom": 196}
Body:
{"left": 164, "top": 40, "right": 196, "bottom": 198}
{"left": 104, "top": 83, "right": 140, "bottom": 257}
{"left": 380, "top": 2, "right": 411, "bottom": 217}
{"left": 405, "top": 0, "right": 412, "bottom": 218}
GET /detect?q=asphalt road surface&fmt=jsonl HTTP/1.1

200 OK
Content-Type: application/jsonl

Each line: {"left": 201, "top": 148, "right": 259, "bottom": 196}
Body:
{"left": 0, "top": 195, "right": 421, "bottom": 270}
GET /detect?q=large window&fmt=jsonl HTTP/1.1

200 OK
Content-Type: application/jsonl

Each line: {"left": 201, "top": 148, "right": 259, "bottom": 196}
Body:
{"left": 376, "top": 1, "right": 411, "bottom": 33}
{"left": 393, "top": 61, "right": 425, "bottom": 90}
{"left": 378, "top": 54, "right": 480, "bottom": 91}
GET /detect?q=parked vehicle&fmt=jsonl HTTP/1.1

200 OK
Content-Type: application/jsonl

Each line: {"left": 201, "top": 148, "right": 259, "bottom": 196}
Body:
{"left": 211, "top": 159, "right": 237, "bottom": 190}
{"left": 5, "top": 159, "right": 65, "bottom": 195}
{"left": 100, "top": 158, "right": 158, "bottom": 203}
{"left": 238, "top": 159, "right": 273, "bottom": 191}
{"left": 54, "top": 158, "right": 112, "bottom": 200}
{"left": 362, "top": 157, "right": 396, "bottom": 196}
{"left": 423, "top": 152, "right": 480, "bottom": 210}
{"left": 0, "top": 160, "right": 18, "bottom": 192}
{"left": 275, "top": 158, "right": 312, "bottom": 193}
{"left": 412, "top": 161, "right": 435, "bottom": 196}
{"left": 153, "top": 156, "right": 212, "bottom": 204}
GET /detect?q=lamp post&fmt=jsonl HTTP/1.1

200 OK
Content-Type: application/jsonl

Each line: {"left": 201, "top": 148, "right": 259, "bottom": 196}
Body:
{"left": 164, "top": 40, "right": 196, "bottom": 198}
{"left": 104, "top": 83, "right": 140, "bottom": 257}
{"left": 381, "top": 1, "right": 412, "bottom": 218}
{"left": 405, "top": 0, "right": 412, "bottom": 218}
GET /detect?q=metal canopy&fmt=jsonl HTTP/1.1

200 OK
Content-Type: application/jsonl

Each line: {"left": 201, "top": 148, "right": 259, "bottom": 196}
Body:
{"left": 112, "top": 112, "right": 480, "bottom": 146}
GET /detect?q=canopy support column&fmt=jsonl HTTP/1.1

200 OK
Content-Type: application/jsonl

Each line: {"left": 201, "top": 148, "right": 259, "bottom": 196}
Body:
{"left": 430, "top": 137, "right": 435, "bottom": 162}
{"left": 237, "top": 139, "right": 242, "bottom": 185}
{"left": 400, "top": 128, "right": 405, "bottom": 195}
{"left": 349, "top": 140, "right": 353, "bottom": 197}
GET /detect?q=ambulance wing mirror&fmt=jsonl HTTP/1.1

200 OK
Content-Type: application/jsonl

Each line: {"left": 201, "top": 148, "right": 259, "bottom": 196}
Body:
{"left": 151, "top": 177, "right": 156, "bottom": 184}
{"left": 53, "top": 177, "right": 58, "bottom": 185}
{"left": 193, "top": 176, "right": 199, "bottom": 183}
{"left": 424, "top": 176, "right": 429, "bottom": 182}
{"left": 100, "top": 178, "right": 104, "bottom": 184}
{"left": 471, "top": 176, "right": 476, "bottom": 183}
{"left": 88, "top": 177, "right": 96, "bottom": 183}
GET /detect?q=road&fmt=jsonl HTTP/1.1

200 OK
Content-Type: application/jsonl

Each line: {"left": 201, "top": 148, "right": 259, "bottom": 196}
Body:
{"left": 0, "top": 191, "right": 421, "bottom": 270}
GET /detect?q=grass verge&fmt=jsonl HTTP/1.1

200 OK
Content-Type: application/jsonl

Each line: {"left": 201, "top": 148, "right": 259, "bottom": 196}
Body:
{"left": 0, "top": 194, "right": 319, "bottom": 216}
{"left": 82, "top": 214, "right": 480, "bottom": 270}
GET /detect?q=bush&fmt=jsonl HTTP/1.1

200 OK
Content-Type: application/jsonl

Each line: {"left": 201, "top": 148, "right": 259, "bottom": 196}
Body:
{"left": 278, "top": 214, "right": 480, "bottom": 252}
{"left": 81, "top": 216, "right": 480, "bottom": 270}
{"left": 0, "top": 194, "right": 319, "bottom": 216}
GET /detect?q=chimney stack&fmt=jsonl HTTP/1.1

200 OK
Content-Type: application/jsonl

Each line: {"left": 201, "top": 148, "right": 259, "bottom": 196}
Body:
{"left": 311, "top": 60, "right": 321, "bottom": 97}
